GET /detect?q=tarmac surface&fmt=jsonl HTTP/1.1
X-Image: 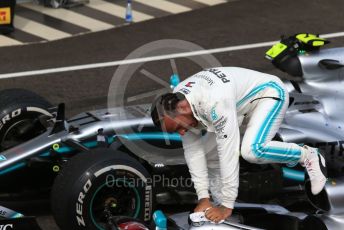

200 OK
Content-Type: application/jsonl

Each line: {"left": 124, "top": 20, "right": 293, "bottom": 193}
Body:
{"left": 1, "top": 0, "right": 229, "bottom": 46}
{"left": 1, "top": 0, "right": 344, "bottom": 229}
{"left": 1, "top": 0, "right": 344, "bottom": 117}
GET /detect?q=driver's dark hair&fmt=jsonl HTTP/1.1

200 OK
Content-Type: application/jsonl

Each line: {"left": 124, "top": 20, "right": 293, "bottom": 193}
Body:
{"left": 150, "top": 93, "right": 185, "bottom": 130}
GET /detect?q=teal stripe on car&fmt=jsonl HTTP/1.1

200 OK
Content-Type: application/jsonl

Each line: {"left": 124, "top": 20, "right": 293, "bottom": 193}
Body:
{"left": 282, "top": 167, "right": 305, "bottom": 182}
{"left": 0, "top": 132, "right": 181, "bottom": 175}
{"left": 118, "top": 132, "right": 181, "bottom": 141}
{"left": 10, "top": 213, "right": 24, "bottom": 218}
{"left": 0, "top": 162, "right": 26, "bottom": 175}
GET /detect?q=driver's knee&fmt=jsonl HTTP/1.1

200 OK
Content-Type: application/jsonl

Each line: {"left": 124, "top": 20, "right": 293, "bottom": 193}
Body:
{"left": 241, "top": 144, "right": 258, "bottom": 163}
{"left": 241, "top": 143, "right": 266, "bottom": 163}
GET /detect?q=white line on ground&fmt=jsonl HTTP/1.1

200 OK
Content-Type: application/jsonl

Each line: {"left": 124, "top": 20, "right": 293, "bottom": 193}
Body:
{"left": 14, "top": 15, "right": 71, "bottom": 40}
{"left": 192, "top": 0, "right": 228, "bottom": 6}
{"left": 321, "top": 32, "right": 344, "bottom": 39}
{"left": 21, "top": 2, "right": 114, "bottom": 31}
{"left": 1, "top": 31, "right": 344, "bottom": 80}
{"left": 135, "top": 0, "right": 191, "bottom": 14}
{"left": 0, "top": 35, "right": 23, "bottom": 47}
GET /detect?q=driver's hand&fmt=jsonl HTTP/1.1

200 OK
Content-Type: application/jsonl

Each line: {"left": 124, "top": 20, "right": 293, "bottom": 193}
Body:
{"left": 205, "top": 206, "right": 232, "bottom": 223}
{"left": 194, "top": 198, "right": 213, "bottom": 212}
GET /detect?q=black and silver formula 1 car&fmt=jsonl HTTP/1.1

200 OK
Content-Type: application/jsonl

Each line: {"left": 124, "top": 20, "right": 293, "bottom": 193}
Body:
{"left": 1, "top": 33, "right": 344, "bottom": 230}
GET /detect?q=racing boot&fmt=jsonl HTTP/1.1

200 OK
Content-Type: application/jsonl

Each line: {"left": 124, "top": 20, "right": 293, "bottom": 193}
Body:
{"left": 302, "top": 145, "right": 327, "bottom": 195}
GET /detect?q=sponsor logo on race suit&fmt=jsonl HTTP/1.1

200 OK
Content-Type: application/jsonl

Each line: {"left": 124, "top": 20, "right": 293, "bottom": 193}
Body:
{"left": 179, "top": 88, "right": 191, "bottom": 95}
{"left": 213, "top": 116, "right": 227, "bottom": 134}
{"left": 205, "top": 68, "right": 230, "bottom": 83}
{"left": 209, "top": 104, "right": 229, "bottom": 139}
{"left": 213, "top": 114, "right": 228, "bottom": 139}
{"left": 210, "top": 106, "right": 219, "bottom": 121}
{"left": 194, "top": 74, "right": 214, "bottom": 85}
{"left": 185, "top": 82, "right": 196, "bottom": 88}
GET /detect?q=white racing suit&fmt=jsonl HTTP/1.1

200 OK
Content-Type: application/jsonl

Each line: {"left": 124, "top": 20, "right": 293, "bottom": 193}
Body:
{"left": 173, "top": 67, "right": 304, "bottom": 209}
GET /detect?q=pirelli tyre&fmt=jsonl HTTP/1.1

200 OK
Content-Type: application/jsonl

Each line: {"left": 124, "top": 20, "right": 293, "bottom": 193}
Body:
{"left": 0, "top": 88, "right": 52, "bottom": 151}
{"left": 51, "top": 148, "right": 154, "bottom": 230}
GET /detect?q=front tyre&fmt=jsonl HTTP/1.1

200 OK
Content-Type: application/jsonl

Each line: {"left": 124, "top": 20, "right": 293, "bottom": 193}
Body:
{"left": 51, "top": 149, "right": 154, "bottom": 230}
{"left": 0, "top": 88, "right": 52, "bottom": 151}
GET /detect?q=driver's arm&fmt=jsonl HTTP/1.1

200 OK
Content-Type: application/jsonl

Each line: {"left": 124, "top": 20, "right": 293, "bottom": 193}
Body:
{"left": 209, "top": 98, "right": 240, "bottom": 209}
{"left": 181, "top": 129, "right": 210, "bottom": 200}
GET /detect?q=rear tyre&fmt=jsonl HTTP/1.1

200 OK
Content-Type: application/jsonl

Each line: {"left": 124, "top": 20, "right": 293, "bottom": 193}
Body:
{"left": 51, "top": 148, "right": 154, "bottom": 230}
{"left": 0, "top": 88, "right": 52, "bottom": 151}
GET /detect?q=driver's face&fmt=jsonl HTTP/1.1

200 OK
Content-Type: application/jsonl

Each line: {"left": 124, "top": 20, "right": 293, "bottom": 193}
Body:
{"left": 162, "top": 115, "right": 198, "bottom": 136}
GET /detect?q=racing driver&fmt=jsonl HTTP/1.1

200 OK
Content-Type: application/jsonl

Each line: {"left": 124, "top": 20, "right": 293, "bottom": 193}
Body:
{"left": 150, "top": 67, "right": 327, "bottom": 223}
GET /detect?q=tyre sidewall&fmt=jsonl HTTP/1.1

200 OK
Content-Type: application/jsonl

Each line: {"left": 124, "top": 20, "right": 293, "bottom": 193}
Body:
{"left": 0, "top": 104, "right": 51, "bottom": 145}
{"left": 66, "top": 156, "right": 153, "bottom": 230}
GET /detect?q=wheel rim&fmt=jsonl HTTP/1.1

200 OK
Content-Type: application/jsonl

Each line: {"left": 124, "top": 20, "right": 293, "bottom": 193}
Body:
{"left": 0, "top": 118, "right": 46, "bottom": 151}
{"left": 90, "top": 178, "right": 141, "bottom": 230}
